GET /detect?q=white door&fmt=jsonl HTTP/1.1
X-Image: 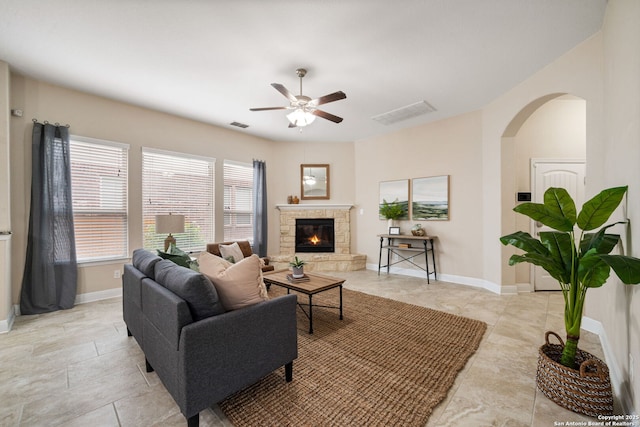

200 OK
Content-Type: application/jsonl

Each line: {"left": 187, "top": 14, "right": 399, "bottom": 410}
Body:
{"left": 531, "top": 159, "right": 586, "bottom": 291}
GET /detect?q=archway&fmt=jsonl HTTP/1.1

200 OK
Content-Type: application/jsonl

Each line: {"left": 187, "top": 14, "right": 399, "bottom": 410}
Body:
{"left": 500, "top": 93, "right": 587, "bottom": 291}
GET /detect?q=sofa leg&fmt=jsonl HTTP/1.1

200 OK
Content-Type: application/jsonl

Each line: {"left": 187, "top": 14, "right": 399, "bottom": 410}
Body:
{"left": 145, "top": 358, "right": 154, "bottom": 373}
{"left": 285, "top": 361, "right": 293, "bottom": 382}
{"left": 187, "top": 413, "right": 199, "bottom": 427}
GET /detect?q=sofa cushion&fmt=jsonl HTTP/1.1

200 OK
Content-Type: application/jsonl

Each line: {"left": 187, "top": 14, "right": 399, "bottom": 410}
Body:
{"left": 132, "top": 249, "right": 162, "bottom": 279}
{"left": 199, "top": 253, "right": 269, "bottom": 311}
{"left": 154, "top": 259, "right": 225, "bottom": 320}
{"left": 218, "top": 242, "right": 245, "bottom": 264}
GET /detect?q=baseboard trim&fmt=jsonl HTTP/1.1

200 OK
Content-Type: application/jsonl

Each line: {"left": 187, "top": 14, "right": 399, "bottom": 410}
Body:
{"left": 0, "top": 309, "right": 15, "bottom": 334}
{"left": 581, "top": 316, "right": 635, "bottom": 415}
{"left": 365, "top": 263, "right": 515, "bottom": 295}
{"left": 74, "top": 288, "right": 122, "bottom": 305}
{"left": 10, "top": 288, "right": 122, "bottom": 320}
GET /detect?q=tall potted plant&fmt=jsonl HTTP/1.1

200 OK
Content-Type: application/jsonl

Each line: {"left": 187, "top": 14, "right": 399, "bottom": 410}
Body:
{"left": 500, "top": 186, "right": 640, "bottom": 415}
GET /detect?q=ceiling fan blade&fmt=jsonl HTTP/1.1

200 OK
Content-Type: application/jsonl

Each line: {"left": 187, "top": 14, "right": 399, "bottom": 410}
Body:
{"left": 311, "top": 91, "right": 346, "bottom": 106}
{"left": 249, "top": 106, "right": 288, "bottom": 111}
{"left": 271, "top": 83, "right": 298, "bottom": 103}
{"left": 312, "top": 109, "right": 343, "bottom": 123}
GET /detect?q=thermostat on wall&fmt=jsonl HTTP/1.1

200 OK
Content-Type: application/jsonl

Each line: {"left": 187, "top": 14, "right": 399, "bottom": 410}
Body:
{"left": 517, "top": 192, "right": 532, "bottom": 202}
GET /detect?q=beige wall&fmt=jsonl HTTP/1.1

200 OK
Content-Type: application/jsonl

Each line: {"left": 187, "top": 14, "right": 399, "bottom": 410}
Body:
{"left": 586, "top": 0, "right": 640, "bottom": 411}
{"left": 486, "top": 32, "right": 604, "bottom": 288}
{"left": 511, "top": 96, "right": 587, "bottom": 284}
{"left": 354, "top": 111, "right": 484, "bottom": 281}
{"left": 6, "top": 74, "right": 356, "bottom": 306}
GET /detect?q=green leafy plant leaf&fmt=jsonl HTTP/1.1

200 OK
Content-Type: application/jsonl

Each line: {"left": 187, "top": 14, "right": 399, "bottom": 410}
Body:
{"left": 513, "top": 202, "right": 573, "bottom": 232}
{"left": 580, "top": 223, "right": 624, "bottom": 255}
{"left": 544, "top": 187, "right": 577, "bottom": 226}
{"left": 500, "top": 231, "right": 549, "bottom": 255}
{"left": 578, "top": 250, "right": 611, "bottom": 288}
{"left": 577, "top": 186, "right": 627, "bottom": 231}
{"left": 508, "top": 253, "right": 566, "bottom": 284}
{"left": 599, "top": 255, "right": 640, "bottom": 284}
{"left": 539, "top": 231, "right": 573, "bottom": 282}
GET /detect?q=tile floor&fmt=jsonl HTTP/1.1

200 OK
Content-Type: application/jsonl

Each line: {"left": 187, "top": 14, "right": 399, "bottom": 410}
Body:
{"left": 0, "top": 269, "right": 614, "bottom": 426}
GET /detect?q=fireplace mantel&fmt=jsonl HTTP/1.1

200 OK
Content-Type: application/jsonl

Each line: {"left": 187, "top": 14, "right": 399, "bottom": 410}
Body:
{"left": 276, "top": 204, "right": 353, "bottom": 211}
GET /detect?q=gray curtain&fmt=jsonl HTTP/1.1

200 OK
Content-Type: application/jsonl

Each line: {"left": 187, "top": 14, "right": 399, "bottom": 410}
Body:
{"left": 252, "top": 160, "right": 268, "bottom": 257}
{"left": 20, "top": 122, "right": 77, "bottom": 314}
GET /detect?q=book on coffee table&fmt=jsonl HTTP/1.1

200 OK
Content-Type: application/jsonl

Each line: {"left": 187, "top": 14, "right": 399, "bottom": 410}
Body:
{"left": 286, "top": 273, "right": 310, "bottom": 283}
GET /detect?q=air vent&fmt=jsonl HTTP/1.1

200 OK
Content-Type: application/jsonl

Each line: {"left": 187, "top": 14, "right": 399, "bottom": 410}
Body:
{"left": 230, "top": 121, "right": 249, "bottom": 129}
{"left": 371, "top": 101, "right": 436, "bottom": 125}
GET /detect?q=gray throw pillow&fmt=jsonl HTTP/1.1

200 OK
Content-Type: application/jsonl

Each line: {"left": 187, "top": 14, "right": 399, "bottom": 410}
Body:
{"left": 154, "top": 259, "right": 225, "bottom": 320}
{"left": 132, "top": 249, "right": 162, "bottom": 279}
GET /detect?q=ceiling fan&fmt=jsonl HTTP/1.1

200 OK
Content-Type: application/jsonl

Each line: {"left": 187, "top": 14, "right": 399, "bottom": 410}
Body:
{"left": 250, "top": 68, "right": 346, "bottom": 128}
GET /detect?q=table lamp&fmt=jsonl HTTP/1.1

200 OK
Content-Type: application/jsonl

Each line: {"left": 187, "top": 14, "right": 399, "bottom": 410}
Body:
{"left": 155, "top": 214, "right": 185, "bottom": 251}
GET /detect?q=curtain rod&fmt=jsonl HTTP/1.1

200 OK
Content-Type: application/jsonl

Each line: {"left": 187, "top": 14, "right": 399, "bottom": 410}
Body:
{"left": 32, "top": 118, "right": 70, "bottom": 128}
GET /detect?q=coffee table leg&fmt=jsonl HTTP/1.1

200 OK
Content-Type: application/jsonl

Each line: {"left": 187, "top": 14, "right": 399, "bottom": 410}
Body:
{"left": 308, "top": 294, "right": 313, "bottom": 334}
{"left": 339, "top": 285, "right": 343, "bottom": 320}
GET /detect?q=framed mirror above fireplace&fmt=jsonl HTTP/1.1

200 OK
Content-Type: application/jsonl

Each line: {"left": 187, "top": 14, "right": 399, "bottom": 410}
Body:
{"left": 301, "top": 164, "right": 330, "bottom": 200}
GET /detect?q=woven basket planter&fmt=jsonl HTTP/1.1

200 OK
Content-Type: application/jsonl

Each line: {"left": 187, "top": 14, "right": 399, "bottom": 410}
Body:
{"left": 536, "top": 331, "right": 613, "bottom": 417}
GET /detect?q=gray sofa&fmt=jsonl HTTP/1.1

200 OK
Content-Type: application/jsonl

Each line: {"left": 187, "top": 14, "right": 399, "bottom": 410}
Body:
{"left": 123, "top": 249, "right": 298, "bottom": 427}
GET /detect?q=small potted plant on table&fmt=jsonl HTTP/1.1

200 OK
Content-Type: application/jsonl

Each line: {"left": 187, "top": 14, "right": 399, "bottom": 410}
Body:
{"left": 289, "top": 256, "right": 306, "bottom": 278}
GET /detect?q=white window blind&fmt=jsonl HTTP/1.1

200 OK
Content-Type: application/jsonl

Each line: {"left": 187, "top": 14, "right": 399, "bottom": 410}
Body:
{"left": 223, "top": 160, "right": 254, "bottom": 242}
{"left": 69, "top": 136, "right": 129, "bottom": 262}
{"left": 142, "top": 148, "right": 215, "bottom": 252}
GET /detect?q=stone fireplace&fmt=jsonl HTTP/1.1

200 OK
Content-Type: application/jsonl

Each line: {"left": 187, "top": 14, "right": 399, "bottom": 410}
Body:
{"left": 270, "top": 204, "right": 366, "bottom": 272}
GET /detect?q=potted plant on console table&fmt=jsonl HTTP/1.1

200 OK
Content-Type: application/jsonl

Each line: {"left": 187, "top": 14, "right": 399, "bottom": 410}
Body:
{"left": 379, "top": 198, "right": 407, "bottom": 231}
{"left": 500, "top": 186, "right": 640, "bottom": 417}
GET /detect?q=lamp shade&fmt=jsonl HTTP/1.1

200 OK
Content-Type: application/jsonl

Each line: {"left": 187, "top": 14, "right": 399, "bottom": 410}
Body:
{"left": 155, "top": 214, "right": 185, "bottom": 234}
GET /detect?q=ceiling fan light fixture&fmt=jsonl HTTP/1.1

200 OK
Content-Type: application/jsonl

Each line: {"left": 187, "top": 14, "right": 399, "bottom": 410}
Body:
{"left": 287, "top": 109, "right": 316, "bottom": 127}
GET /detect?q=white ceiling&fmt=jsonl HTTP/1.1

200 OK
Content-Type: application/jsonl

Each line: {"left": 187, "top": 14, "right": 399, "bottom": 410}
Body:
{"left": 0, "top": 0, "right": 606, "bottom": 143}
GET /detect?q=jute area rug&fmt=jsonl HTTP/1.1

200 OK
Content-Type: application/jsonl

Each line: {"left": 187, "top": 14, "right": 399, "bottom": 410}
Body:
{"left": 219, "top": 286, "right": 487, "bottom": 426}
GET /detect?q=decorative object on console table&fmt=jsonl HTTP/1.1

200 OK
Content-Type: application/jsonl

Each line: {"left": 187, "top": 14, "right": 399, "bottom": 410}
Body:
{"left": 155, "top": 213, "right": 185, "bottom": 251}
{"left": 388, "top": 226, "right": 400, "bottom": 235}
{"left": 411, "top": 224, "right": 426, "bottom": 236}
{"left": 289, "top": 256, "right": 306, "bottom": 278}
{"left": 500, "top": 186, "right": 640, "bottom": 417}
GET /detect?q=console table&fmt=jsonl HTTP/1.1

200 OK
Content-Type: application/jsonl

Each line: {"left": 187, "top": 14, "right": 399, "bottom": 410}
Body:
{"left": 377, "top": 234, "right": 437, "bottom": 283}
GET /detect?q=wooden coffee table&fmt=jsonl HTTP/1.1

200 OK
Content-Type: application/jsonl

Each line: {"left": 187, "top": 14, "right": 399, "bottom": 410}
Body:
{"left": 263, "top": 269, "right": 344, "bottom": 334}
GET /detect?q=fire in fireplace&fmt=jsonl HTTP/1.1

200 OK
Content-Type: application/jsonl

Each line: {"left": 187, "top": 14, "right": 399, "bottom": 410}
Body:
{"left": 295, "top": 218, "right": 335, "bottom": 253}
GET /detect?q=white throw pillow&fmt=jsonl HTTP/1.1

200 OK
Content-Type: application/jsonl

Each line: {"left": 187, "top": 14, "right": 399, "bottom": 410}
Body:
{"left": 219, "top": 242, "right": 245, "bottom": 264}
{"left": 198, "top": 251, "right": 232, "bottom": 273}
{"left": 199, "top": 253, "right": 268, "bottom": 311}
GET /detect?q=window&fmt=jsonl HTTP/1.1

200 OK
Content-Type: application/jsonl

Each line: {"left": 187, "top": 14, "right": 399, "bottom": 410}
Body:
{"left": 224, "top": 160, "right": 254, "bottom": 242}
{"left": 69, "top": 136, "right": 129, "bottom": 262}
{"left": 142, "top": 148, "right": 215, "bottom": 252}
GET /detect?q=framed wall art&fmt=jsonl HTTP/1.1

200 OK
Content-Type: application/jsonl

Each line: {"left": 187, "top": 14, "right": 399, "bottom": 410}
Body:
{"left": 411, "top": 175, "right": 449, "bottom": 220}
{"left": 379, "top": 179, "right": 409, "bottom": 220}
